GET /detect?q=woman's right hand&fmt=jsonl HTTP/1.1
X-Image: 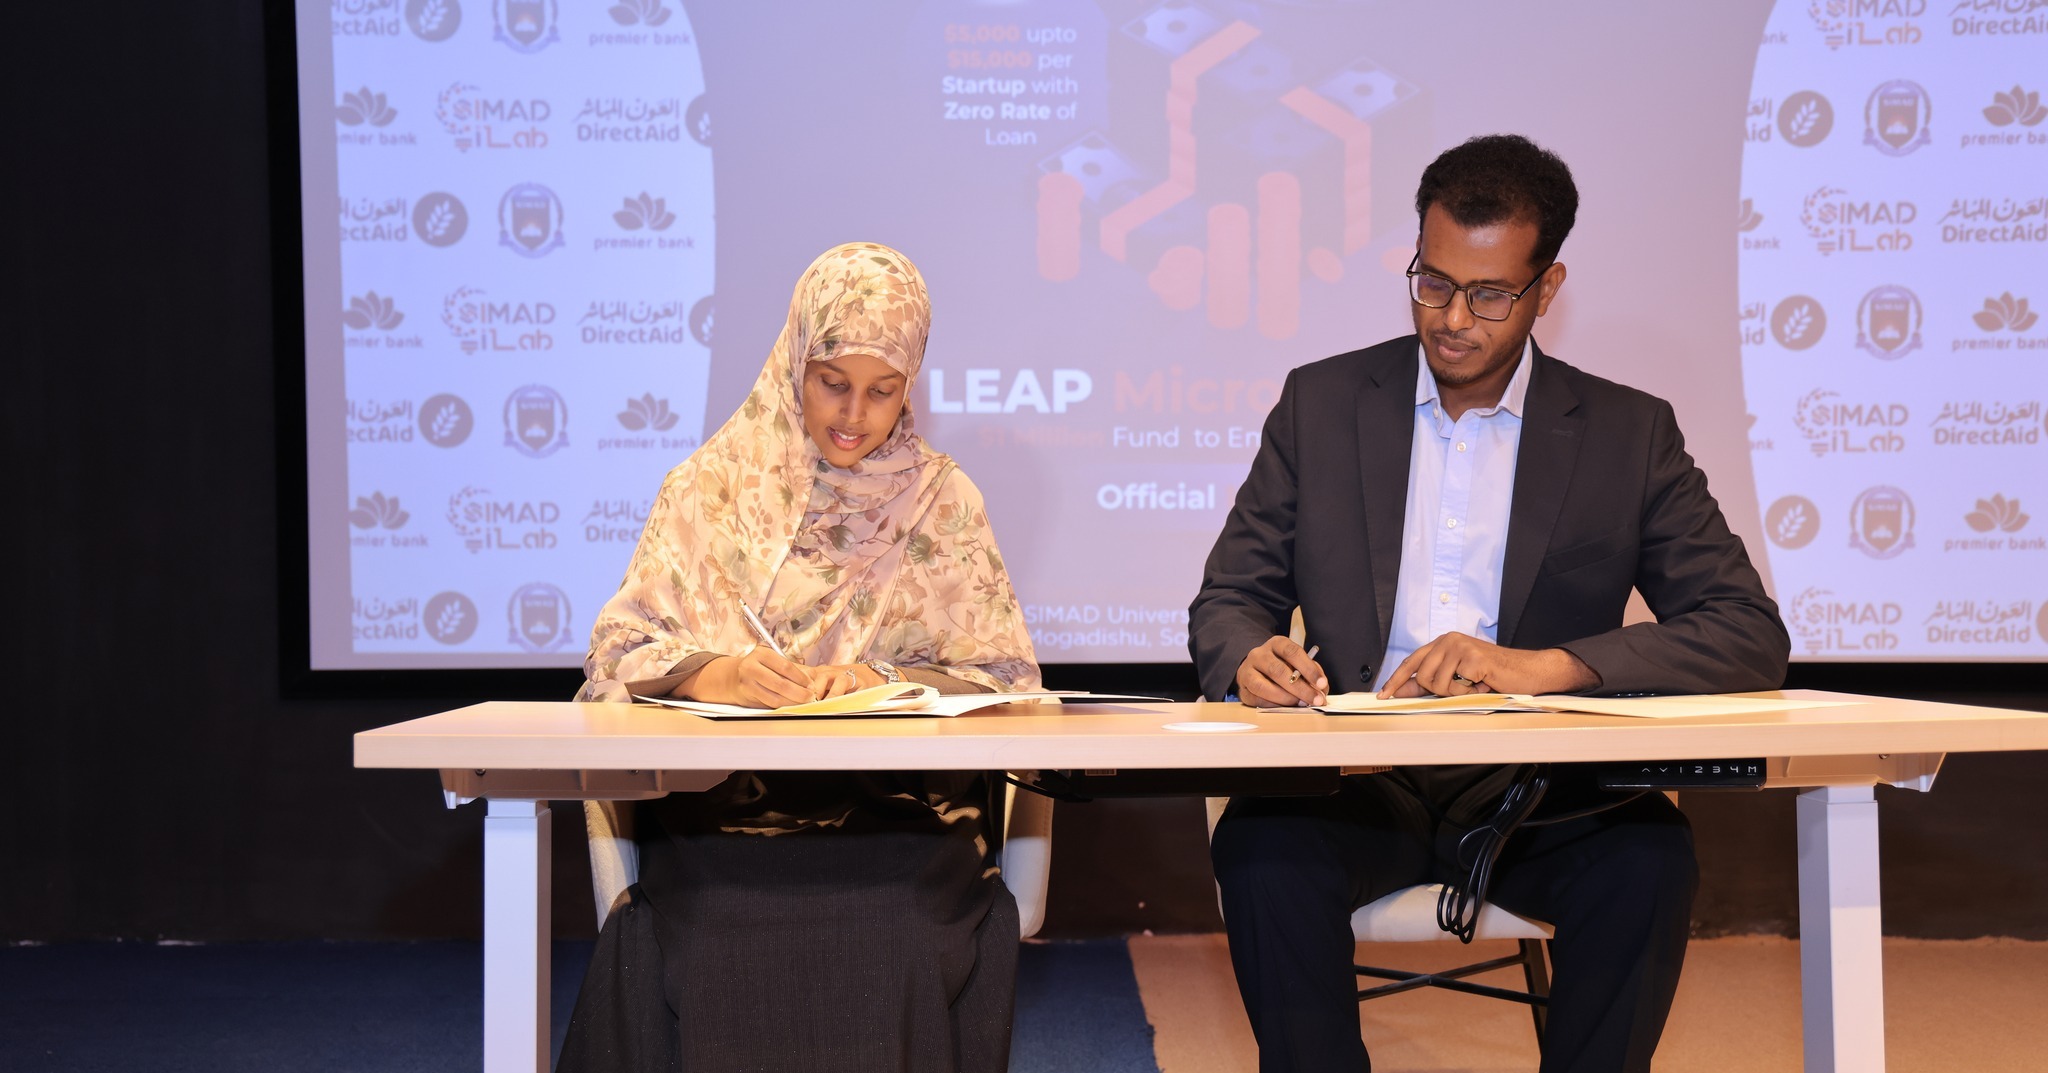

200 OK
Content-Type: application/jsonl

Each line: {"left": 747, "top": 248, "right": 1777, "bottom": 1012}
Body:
{"left": 688, "top": 646, "right": 816, "bottom": 708}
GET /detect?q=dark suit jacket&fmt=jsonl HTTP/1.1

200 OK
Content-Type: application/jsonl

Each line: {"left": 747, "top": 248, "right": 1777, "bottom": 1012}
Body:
{"left": 1189, "top": 335, "right": 1789, "bottom": 712}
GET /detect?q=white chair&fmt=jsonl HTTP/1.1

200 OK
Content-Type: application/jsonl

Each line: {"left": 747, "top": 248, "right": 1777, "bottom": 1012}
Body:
{"left": 586, "top": 778, "right": 1054, "bottom": 938}
{"left": 1204, "top": 796, "right": 1554, "bottom": 1042}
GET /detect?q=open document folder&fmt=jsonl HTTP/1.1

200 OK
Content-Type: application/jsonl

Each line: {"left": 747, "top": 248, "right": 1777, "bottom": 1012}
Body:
{"left": 633, "top": 682, "right": 1166, "bottom": 719}
{"left": 1312, "top": 692, "right": 1854, "bottom": 719}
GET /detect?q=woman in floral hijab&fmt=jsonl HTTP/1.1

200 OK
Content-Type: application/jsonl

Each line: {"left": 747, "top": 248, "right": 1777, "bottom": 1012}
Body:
{"left": 557, "top": 244, "right": 1040, "bottom": 1073}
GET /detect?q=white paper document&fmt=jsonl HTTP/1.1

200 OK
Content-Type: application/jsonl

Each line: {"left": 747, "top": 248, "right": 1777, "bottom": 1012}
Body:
{"left": 1313, "top": 692, "right": 1855, "bottom": 719}
{"left": 634, "top": 684, "right": 1167, "bottom": 719}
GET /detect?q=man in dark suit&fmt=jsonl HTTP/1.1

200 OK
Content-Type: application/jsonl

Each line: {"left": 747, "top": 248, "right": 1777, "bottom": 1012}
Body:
{"left": 1189, "top": 135, "right": 1789, "bottom": 1073}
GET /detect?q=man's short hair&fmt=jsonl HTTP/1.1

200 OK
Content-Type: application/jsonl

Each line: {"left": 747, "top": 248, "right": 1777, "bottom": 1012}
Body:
{"left": 1415, "top": 134, "right": 1579, "bottom": 269}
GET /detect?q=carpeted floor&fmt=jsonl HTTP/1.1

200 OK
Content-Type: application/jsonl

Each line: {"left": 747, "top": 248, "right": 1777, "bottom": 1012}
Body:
{"left": 8, "top": 934, "right": 2047, "bottom": 1071}
{"left": 0, "top": 939, "right": 1157, "bottom": 1073}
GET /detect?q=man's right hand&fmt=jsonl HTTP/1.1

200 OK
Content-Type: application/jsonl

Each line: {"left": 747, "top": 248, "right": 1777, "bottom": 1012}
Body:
{"left": 1235, "top": 636, "right": 1328, "bottom": 707}
{"left": 686, "top": 645, "right": 816, "bottom": 708}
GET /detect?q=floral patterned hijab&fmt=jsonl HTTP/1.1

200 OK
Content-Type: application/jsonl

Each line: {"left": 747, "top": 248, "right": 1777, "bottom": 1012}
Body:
{"left": 579, "top": 243, "right": 1040, "bottom": 700}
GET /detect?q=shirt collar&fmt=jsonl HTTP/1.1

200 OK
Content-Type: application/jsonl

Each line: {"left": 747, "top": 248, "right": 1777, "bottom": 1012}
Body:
{"left": 1413, "top": 336, "right": 1534, "bottom": 419}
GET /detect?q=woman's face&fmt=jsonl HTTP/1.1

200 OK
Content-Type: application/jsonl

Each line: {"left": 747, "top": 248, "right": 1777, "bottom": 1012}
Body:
{"left": 802, "top": 352, "right": 909, "bottom": 468}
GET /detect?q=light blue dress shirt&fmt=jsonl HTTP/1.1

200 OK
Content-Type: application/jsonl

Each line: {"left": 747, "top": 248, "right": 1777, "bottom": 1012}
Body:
{"left": 1376, "top": 339, "right": 1533, "bottom": 693}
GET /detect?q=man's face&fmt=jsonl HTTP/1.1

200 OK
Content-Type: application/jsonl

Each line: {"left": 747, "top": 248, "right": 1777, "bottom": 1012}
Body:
{"left": 1409, "top": 203, "right": 1565, "bottom": 393}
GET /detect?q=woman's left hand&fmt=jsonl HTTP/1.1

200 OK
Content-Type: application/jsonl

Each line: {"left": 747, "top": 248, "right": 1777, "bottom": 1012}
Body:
{"left": 809, "top": 662, "right": 886, "bottom": 699}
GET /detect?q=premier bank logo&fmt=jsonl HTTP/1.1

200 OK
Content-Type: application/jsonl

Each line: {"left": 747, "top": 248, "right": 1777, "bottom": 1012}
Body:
{"left": 617, "top": 394, "right": 678, "bottom": 431}
{"left": 613, "top": 192, "right": 674, "bottom": 231}
{"left": 348, "top": 492, "right": 410, "bottom": 530}
{"left": 338, "top": 88, "right": 397, "bottom": 127}
{"left": 1947, "top": 493, "right": 2045, "bottom": 553}
{"left": 1966, "top": 493, "right": 2030, "bottom": 533}
{"left": 349, "top": 492, "right": 426, "bottom": 548}
{"left": 1973, "top": 292, "right": 2039, "bottom": 332}
{"left": 608, "top": 0, "right": 672, "bottom": 25}
{"left": 1984, "top": 85, "right": 2046, "bottom": 127}
{"left": 343, "top": 291, "right": 405, "bottom": 331}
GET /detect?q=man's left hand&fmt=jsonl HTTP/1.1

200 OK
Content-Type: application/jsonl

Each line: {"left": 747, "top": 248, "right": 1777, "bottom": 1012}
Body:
{"left": 1378, "top": 633, "right": 1600, "bottom": 699}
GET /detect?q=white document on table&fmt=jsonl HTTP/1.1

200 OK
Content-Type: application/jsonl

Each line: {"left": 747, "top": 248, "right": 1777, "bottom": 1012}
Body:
{"left": 1314, "top": 693, "right": 1855, "bottom": 719}
{"left": 634, "top": 686, "right": 1167, "bottom": 719}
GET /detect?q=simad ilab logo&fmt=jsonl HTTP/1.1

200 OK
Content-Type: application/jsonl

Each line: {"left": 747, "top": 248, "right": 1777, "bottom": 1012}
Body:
{"left": 447, "top": 486, "right": 561, "bottom": 552}
{"left": 1770, "top": 296, "right": 1825, "bottom": 349}
{"left": 1807, "top": 0, "right": 1926, "bottom": 49}
{"left": 1801, "top": 185, "right": 1916, "bottom": 255}
{"left": 405, "top": 0, "right": 462, "bottom": 42}
{"left": 1854, "top": 285, "right": 1922, "bottom": 359}
{"left": 1849, "top": 485, "right": 1915, "bottom": 559}
{"left": 1793, "top": 388, "right": 1909, "bottom": 457}
{"left": 1777, "top": 91, "right": 1834, "bottom": 146}
{"left": 1765, "top": 494, "right": 1821, "bottom": 549}
{"left": 509, "top": 582, "right": 573, "bottom": 652}
{"left": 493, "top": 0, "right": 559, "bottom": 52}
{"left": 1789, "top": 586, "right": 1901, "bottom": 655}
{"left": 498, "top": 183, "right": 564, "bottom": 257}
{"left": 504, "top": 385, "right": 569, "bottom": 457}
{"left": 418, "top": 393, "right": 475, "bottom": 447}
{"left": 437, "top": 83, "right": 551, "bottom": 152}
{"left": 412, "top": 192, "right": 468, "bottom": 247}
{"left": 443, "top": 286, "right": 557, "bottom": 354}
{"left": 1864, "top": 80, "right": 1932, "bottom": 156}
{"left": 422, "top": 591, "right": 479, "bottom": 645}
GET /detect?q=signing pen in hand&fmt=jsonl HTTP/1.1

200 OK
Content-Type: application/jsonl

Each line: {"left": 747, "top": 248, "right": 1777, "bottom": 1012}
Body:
{"left": 738, "top": 603, "right": 791, "bottom": 660}
{"left": 1287, "top": 645, "right": 1321, "bottom": 684}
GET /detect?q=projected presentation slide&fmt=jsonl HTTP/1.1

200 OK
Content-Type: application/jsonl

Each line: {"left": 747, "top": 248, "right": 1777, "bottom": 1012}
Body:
{"left": 296, "top": 0, "right": 2047, "bottom": 669}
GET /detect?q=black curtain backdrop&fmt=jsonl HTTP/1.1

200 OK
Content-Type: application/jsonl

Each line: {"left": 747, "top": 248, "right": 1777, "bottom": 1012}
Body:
{"left": 6, "top": 0, "right": 2045, "bottom": 943}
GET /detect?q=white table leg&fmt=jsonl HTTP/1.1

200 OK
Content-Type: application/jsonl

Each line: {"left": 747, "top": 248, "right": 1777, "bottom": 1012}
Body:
{"left": 1796, "top": 785, "right": 1884, "bottom": 1073}
{"left": 484, "top": 798, "right": 552, "bottom": 1073}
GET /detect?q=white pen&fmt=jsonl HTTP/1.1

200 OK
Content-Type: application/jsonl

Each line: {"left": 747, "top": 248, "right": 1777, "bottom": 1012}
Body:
{"left": 1287, "top": 644, "right": 1321, "bottom": 684}
{"left": 737, "top": 603, "right": 789, "bottom": 659}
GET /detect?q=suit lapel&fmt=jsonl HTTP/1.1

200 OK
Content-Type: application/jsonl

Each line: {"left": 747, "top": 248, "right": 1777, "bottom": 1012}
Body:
{"left": 1498, "top": 346, "right": 1585, "bottom": 647}
{"left": 1356, "top": 345, "right": 1418, "bottom": 654}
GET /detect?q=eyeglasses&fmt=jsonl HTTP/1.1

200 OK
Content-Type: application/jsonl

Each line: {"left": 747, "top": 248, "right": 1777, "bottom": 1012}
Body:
{"left": 1405, "top": 251, "right": 1548, "bottom": 322}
